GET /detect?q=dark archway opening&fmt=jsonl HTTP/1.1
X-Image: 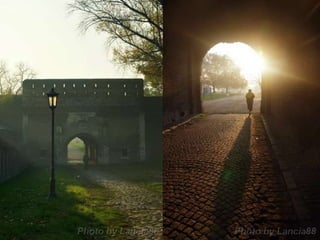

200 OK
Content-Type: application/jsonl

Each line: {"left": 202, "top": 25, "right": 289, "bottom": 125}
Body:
{"left": 200, "top": 42, "right": 263, "bottom": 114}
{"left": 66, "top": 135, "right": 98, "bottom": 165}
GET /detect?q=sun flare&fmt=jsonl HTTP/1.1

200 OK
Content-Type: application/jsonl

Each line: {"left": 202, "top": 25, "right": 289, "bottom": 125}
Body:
{"left": 208, "top": 42, "right": 266, "bottom": 91}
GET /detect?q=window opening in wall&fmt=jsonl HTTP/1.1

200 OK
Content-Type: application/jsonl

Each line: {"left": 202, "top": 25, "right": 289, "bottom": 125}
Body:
{"left": 124, "top": 92, "right": 127, "bottom": 96}
{"left": 107, "top": 84, "right": 110, "bottom": 88}
{"left": 63, "top": 83, "right": 66, "bottom": 88}
{"left": 53, "top": 83, "right": 56, "bottom": 88}
{"left": 83, "top": 83, "right": 86, "bottom": 88}
{"left": 123, "top": 83, "right": 126, "bottom": 88}
{"left": 42, "top": 84, "right": 46, "bottom": 88}
{"left": 94, "top": 83, "right": 98, "bottom": 88}
{"left": 32, "top": 84, "right": 35, "bottom": 88}
{"left": 73, "top": 83, "right": 76, "bottom": 88}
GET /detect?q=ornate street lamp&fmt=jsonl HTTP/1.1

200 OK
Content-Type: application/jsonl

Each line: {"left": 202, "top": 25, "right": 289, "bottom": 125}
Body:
{"left": 47, "top": 87, "right": 59, "bottom": 198}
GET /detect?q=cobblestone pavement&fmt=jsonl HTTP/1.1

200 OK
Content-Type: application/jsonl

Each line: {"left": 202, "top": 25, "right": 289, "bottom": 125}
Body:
{"left": 163, "top": 114, "right": 308, "bottom": 240}
{"left": 81, "top": 168, "right": 162, "bottom": 240}
{"left": 263, "top": 115, "right": 320, "bottom": 232}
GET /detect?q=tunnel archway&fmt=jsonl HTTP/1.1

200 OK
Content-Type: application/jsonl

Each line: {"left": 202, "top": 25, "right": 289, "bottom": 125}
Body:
{"left": 201, "top": 41, "right": 263, "bottom": 114}
{"left": 67, "top": 137, "right": 85, "bottom": 164}
{"left": 163, "top": 0, "right": 308, "bottom": 126}
{"left": 65, "top": 133, "right": 98, "bottom": 165}
{"left": 163, "top": 0, "right": 320, "bottom": 234}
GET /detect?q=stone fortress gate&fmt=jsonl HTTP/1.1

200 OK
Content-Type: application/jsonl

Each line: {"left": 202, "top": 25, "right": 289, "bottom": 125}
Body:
{"left": 22, "top": 78, "right": 146, "bottom": 165}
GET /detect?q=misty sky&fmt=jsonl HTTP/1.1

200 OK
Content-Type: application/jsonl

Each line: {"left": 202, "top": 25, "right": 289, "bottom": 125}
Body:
{"left": 0, "top": 0, "right": 137, "bottom": 78}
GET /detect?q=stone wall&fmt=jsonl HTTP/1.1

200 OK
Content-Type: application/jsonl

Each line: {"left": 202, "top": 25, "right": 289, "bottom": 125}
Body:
{"left": 144, "top": 97, "right": 162, "bottom": 162}
{"left": 0, "top": 134, "right": 25, "bottom": 183}
{"left": 22, "top": 78, "right": 147, "bottom": 165}
{"left": 0, "top": 96, "right": 26, "bottom": 182}
{"left": 0, "top": 78, "right": 161, "bottom": 182}
{"left": 22, "top": 78, "right": 144, "bottom": 108}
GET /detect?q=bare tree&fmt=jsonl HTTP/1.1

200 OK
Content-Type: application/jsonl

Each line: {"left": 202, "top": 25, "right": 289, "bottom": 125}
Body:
{"left": 0, "top": 61, "right": 9, "bottom": 94}
{"left": 12, "top": 62, "right": 36, "bottom": 95}
{"left": 0, "top": 61, "right": 36, "bottom": 95}
{"left": 69, "top": 0, "right": 163, "bottom": 95}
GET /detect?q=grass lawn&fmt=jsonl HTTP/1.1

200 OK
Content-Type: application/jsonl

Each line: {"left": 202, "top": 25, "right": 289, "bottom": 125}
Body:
{"left": 202, "top": 92, "right": 238, "bottom": 101}
{"left": 0, "top": 166, "right": 130, "bottom": 240}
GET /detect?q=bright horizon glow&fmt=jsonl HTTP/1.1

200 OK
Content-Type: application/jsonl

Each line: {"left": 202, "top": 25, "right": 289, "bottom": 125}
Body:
{"left": 0, "top": 0, "right": 139, "bottom": 79}
{"left": 208, "top": 42, "right": 265, "bottom": 92}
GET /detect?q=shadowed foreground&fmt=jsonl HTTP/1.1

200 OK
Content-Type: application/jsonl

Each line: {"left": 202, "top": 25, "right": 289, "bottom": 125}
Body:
{"left": 0, "top": 163, "right": 162, "bottom": 240}
{"left": 163, "top": 114, "right": 303, "bottom": 240}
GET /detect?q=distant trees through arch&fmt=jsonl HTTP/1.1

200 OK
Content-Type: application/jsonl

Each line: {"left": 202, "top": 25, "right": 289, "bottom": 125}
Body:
{"left": 67, "top": 137, "right": 85, "bottom": 164}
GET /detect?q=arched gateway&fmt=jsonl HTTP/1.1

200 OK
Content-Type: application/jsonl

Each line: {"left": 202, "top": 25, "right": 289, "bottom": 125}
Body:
{"left": 163, "top": 0, "right": 320, "bottom": 130}
{"left": 22, "top": 78, "right": 146, "bottom": 164}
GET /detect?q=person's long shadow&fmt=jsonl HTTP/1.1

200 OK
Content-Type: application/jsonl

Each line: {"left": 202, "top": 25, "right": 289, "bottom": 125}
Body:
{"left": 209, "top": 116, "right": 252, "bottom": 239}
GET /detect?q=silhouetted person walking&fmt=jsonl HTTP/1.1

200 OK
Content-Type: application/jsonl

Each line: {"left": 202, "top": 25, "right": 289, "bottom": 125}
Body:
{"left": 245, "top": 89, "right": 255, "bottom": 115}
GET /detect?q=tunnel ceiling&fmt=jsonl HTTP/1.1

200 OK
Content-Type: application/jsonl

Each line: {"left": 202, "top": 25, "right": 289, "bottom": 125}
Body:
{"left": 166, "top": 0, "right": 320, "bottom": 56}
{"left": 168, "top": 0, "right": 320, "bottom": 24}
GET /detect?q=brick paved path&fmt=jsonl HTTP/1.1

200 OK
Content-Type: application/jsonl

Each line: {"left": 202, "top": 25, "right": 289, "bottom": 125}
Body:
{"left": 163, "top": 114, "right": 301, "bottom": 240}
{"left": 81, "top": 168, "right": 162, "bottom": 240}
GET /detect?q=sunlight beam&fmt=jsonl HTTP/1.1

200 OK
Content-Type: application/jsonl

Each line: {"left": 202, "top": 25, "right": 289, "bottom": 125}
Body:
{"left": 208, "top": 42, "right": 265, "bottom": 92}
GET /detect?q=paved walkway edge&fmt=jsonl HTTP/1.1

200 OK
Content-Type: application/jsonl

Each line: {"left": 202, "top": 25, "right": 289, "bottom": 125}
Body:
{"left": 261, "top": 114, "right": 311, "bottom": 222}
{"left": 162, "top": 114, "right": 203, "bottom": 134}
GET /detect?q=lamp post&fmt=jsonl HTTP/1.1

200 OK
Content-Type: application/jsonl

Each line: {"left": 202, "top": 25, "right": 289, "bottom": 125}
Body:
{"left": 47, "top": 87, "right": 59, "bottom": 198}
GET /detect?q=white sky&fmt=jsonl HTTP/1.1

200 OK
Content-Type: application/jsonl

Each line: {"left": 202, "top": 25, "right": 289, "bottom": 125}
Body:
{"left": 0, "top": 0, "right": 138, "bottom": 78}
{"left": 208, "top": 42, "right": 263, "bottom": 91}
